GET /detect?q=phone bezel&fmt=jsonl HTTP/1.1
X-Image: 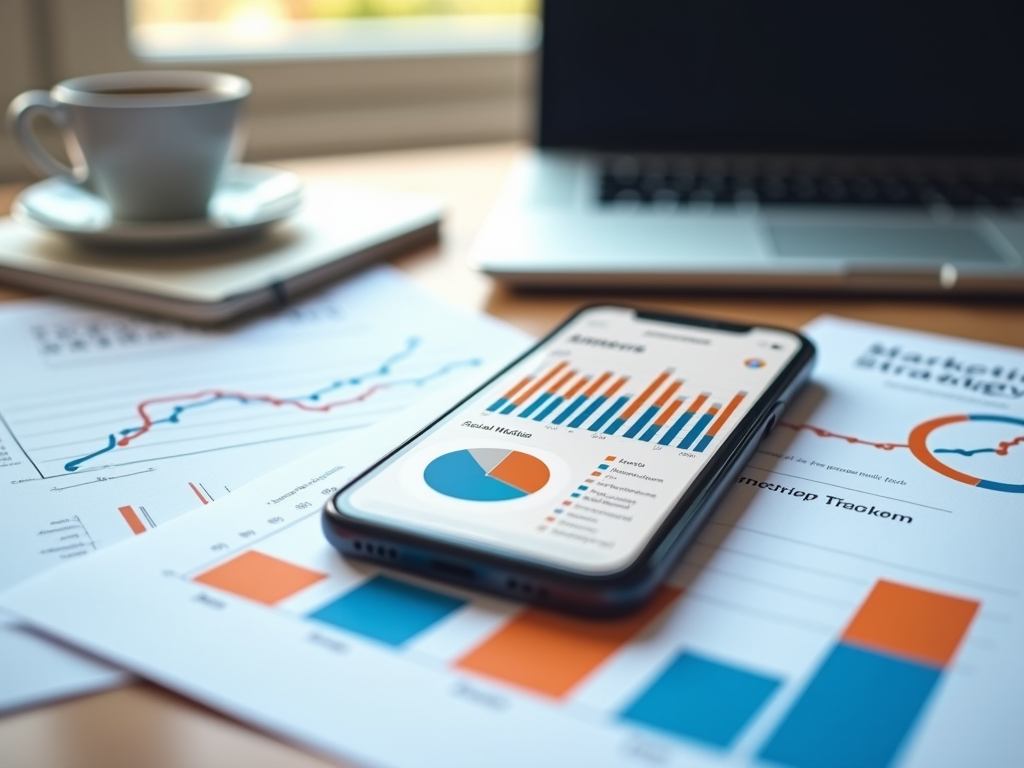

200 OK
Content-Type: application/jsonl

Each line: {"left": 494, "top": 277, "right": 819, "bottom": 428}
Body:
{"left": 324, "top": 305, "right": 815, "bottom": 613}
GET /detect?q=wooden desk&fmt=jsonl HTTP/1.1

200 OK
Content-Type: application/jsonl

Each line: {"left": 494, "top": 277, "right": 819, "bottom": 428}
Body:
{"left": 0, "top": 143, "right": 1022, "bottom": 768}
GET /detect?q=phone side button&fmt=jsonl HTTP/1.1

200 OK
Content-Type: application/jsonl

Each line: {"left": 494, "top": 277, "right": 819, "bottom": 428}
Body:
{"left": 761, "top": 403, "right": 785, "bottom": 442}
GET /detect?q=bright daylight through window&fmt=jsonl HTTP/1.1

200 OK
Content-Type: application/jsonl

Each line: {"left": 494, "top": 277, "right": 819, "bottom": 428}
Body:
{"left": 129, "top": 0, "right": 539, "bottom": 59}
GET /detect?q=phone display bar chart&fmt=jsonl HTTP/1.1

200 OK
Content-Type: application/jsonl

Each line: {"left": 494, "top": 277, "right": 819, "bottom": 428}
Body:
{"left": 486, "top": 361, "right": 745, "bottom": 451}
{"left": 760, "top": 580, "right": 979, "bottom": 768}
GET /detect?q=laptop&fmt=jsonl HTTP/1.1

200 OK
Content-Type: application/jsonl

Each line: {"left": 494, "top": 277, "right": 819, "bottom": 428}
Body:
{"left": 472, "top": 1, "right": 1024, "bottom": 294}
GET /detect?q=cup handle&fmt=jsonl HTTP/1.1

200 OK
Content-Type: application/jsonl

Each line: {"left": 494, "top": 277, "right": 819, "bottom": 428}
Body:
{"left": 6, "top": 90, "right": 84, "bottom": 183}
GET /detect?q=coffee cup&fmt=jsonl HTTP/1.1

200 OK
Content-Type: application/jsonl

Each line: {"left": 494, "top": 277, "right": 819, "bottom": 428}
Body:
{"left": 7, "top": 70, "right": 251, "bottom": 222}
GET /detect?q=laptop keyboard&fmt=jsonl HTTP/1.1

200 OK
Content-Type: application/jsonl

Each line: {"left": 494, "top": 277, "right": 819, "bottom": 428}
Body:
{"left": 599, "top": 160, "right": 1024, "bottom": 209}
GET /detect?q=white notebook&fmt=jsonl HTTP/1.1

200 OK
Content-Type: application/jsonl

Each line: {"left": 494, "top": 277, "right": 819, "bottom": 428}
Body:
{"left": 0, "top": 180, "right": 441, "bottom": 324}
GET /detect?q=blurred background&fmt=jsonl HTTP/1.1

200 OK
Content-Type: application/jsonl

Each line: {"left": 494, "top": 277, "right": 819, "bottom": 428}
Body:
{"left": 0, "top": 0, "right": 540, "bottom": 181}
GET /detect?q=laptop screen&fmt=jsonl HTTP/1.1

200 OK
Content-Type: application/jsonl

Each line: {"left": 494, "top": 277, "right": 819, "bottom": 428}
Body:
{"left": 538, "top": 1, "right": 1024, "bottom": 155}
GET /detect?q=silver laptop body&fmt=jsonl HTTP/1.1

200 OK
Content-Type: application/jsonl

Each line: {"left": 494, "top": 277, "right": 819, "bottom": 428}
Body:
{"left": 474, "top": 2, "right": 1024, "bottom": 295}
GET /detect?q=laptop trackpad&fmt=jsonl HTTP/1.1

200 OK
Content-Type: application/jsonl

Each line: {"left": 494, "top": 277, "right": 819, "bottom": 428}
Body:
{"left": 768, "top": 224, "right": 1005, "bottom": 263}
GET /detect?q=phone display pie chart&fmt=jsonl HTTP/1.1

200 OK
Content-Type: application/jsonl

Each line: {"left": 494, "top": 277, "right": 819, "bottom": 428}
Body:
{"left": 424, "top": 448, "right": 551, "bottom": 501}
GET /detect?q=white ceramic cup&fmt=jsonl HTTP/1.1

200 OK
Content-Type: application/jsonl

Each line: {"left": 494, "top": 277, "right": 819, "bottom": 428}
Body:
{"left": 7, "top": 70, "right": 251, "bottom": 221}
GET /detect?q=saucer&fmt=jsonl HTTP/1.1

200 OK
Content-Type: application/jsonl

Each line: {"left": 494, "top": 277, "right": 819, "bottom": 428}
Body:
{"left": 11, "top": 164, "right": 304, "bottom": 247}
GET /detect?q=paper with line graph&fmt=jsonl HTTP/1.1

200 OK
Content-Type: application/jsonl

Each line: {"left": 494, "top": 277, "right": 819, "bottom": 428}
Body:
{"left": 0, "top": 266, "right": 528, "bottom": 711}
{"left": 4, "top": 315, "right": 1024, "bottom": 767}
{"left": 0, "top": 266, "right": 526, "bottom": 590}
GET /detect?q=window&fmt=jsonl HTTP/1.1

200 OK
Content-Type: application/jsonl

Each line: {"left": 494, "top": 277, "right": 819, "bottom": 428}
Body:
{"left": 129, "top": 0, "right": 538, "bottom": 59}
{"left": 0, "top": 0, "right": 537, "bottom": 182}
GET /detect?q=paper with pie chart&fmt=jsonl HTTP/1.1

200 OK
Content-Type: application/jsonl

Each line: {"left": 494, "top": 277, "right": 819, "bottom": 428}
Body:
{"left": 757, "top": 316, "right": 1024, "bottom": 513}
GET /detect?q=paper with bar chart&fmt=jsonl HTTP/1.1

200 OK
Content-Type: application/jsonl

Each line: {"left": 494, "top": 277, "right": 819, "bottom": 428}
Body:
{"left": 4, "top": 315, "right": 1024, "bottom": 768}
{"left": 0, "top": 266, "right": 528, "bottom": 711}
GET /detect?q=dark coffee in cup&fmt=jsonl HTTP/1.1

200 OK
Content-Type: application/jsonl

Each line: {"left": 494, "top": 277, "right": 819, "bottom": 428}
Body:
{"left": 95, "top": 87, "right": 209, "bottom": 96}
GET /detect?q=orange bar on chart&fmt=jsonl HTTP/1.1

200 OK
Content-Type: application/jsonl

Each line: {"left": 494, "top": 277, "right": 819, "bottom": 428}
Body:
{"left": 685, "top": 393, "right": 709, "bottom": 415}
{"left": 118, "top": 506, "right": 146, "bottom": 535}
{"left": 562, "top": 376, "right": 590, "bottom": 400}
{"left": 511, "top": 361, "right": 569, "bottom": 407}
{"left": 616, "top": 371, "right": 672, "bottom": 422}
{"left": 841, "top": 580, "right": 980, "bottom": 667}
{"left": 602, "top": 376, "right": 629, "bottom": 400}
{"left": 546, "top": 369, "right": 577, "bottom": 395}
{"left": 194, "top": 551, "right": 327, "bottom": 606}
{"left": 500, "top": 374, "right": 534, "bottom": 401}
{"left": 702, "top": 391, "right": 747, "bottom": 440}
{"left": 654, "top": 397, "right": 685, "bottom": 426}
{"left": 456, "top": 587, "right": 681, "bottom": 698}
{"left": 581, "top": 372, "right": 612, "bottom": 398}
{"left": 653, "top": 379, "right": 683, "bottom": 407}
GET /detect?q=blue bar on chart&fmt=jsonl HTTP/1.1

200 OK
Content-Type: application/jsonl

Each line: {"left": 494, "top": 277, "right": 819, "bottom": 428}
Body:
{"left": 679, "top": 402, "right": 721, "bottom": 449}
{"left": 624, "top": 379, "right": 682, "bottom": 438}
{"left": 519, "top": 368, "right": 577, "bottom": 419}
{"left": 759, "top": 580, "right": 980, "bottom": 768}
{"left": 534, "top": 375, "right": 590, "bottom": 421}
{"left": 602, "top": 371, "right": 672, "bottom": 435}
{"left": 640, "top": 397, "right": 685, "bottom": 442}
{"left": 568, "top": 376, "right": 627, "bottom": 428}
{"left": 589, "top": 394, "right": 632, "bottom": 432}
{"left": 658, "top": 393, "right": 709, "bottom": 445}
{"left": 693, "top": 392, "right": 746, "bottom": 452}
{"left": 486, "top": 373, "right": 532, "bottom": 413}
{"left": 308, "top": 575, "right": 466, "bottom": 647}
{"left": 621, "top": 651, "right": 781, "bottom": 748}
{"left": 552, "top": 372, "right": 611, "bottom": 425}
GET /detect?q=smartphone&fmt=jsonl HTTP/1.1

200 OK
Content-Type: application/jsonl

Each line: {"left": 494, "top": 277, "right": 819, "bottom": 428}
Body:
{"left": 324, "top": 306, "right": 815, "bottom": 615}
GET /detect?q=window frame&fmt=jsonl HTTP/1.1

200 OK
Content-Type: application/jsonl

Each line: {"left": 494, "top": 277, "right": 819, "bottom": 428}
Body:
{"left": 0, "top": 1, "right": 50, "bottom": 180}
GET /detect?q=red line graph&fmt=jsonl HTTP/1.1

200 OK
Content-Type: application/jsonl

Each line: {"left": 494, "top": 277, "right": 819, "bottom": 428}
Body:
{"left": 117, "top": 384, "right": 398, "bottom": 448}
{"left": 994, "top": 435, "right": 1024, "bottom": 456}
{"left": 780, "top": 422, "right": 1024, "bottom": 457}
{"left": 778, "top": 422, "right": 909, "bottom": 451}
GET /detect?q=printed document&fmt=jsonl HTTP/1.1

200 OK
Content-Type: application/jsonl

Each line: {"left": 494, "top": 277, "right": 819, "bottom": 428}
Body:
{"left": 3, "top": 316, "right": 1023, "bottom": 768}
{"left": 0, "top": 266, "right": 528, "bottom": 711}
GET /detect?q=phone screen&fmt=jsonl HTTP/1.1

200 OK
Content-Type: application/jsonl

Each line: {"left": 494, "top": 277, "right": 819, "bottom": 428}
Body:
{"left": 342, "top": 308, "right": 801, "bottom": 574}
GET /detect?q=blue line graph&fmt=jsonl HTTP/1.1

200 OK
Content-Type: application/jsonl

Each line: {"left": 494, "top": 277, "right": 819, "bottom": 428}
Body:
{"left": 64, "top": 338, "right": 480, "bottom": 472}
